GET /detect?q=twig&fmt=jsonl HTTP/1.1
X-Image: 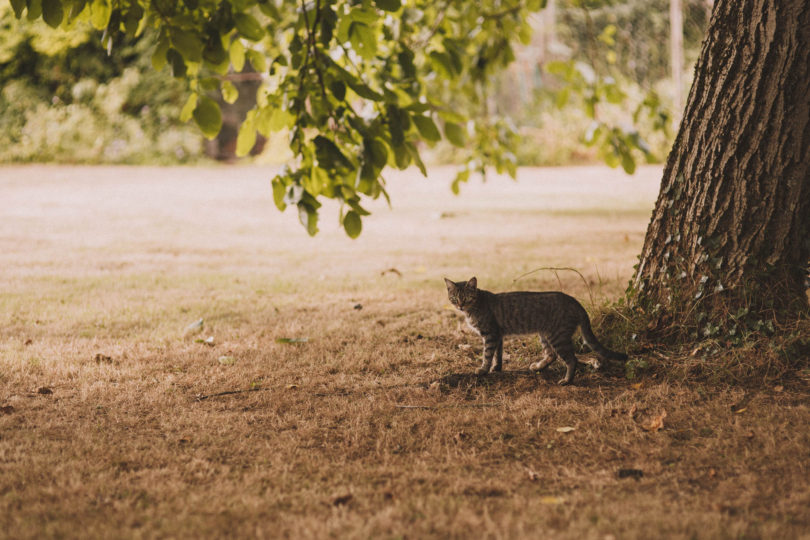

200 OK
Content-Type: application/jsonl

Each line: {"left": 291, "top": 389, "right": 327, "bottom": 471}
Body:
{"left": 512, "top": 266, "right": 596, "bottom": 310}
{"left": 195, "top": 387, "right": 266, "bottom": 401}
{"left": 395, "top": 403, "right": 501, "bottom": 410}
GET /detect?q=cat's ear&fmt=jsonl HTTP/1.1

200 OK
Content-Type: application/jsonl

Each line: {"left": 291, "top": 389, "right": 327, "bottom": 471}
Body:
{"left": 467, "top": 277, "right": 477, "bottom": 289}
{"left": 443, "top": 278, "right": 455, "bottom": 291}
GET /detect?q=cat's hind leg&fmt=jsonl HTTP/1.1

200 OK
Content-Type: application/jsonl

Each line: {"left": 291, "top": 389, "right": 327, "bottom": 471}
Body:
{"left": 529, "top": 335, "right": 557, "bottom": 372}
{"left": 491, "top": 339, "right": 504, "bottom": 372}
{"left": 554, "top": 343, "right": 579, "bottom": 386}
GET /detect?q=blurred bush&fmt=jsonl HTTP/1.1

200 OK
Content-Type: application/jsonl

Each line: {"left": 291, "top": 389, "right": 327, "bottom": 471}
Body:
{"left": 0, "top": 5, "right": 202, "bottom": 164}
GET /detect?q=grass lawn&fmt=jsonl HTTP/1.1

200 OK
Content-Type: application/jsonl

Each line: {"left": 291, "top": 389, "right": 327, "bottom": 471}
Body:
{"left": 1, "top": 164, "right": 808, "bottom": 539}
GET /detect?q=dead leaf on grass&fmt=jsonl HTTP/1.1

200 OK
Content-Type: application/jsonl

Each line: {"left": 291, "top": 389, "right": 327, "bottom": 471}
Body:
{"left": 94, "top": 354, "right": 113, "bottom": 364}
{"left": 773, "top": 385, "right": 784, "bottom": 393}
{"left": 631, "top": 382, "right": 643, "bottom": 390}
{"left": 195, "top": 336, "right": 215, "bottom": 346}
{"left": 539, "top": 496, "right": 565, "bottom": 505}
{"left": 331, "top": 493, "right": 353, "bottom": 506}
{"left": 732, "top": 407, "right": 747, "bottom": 414}
{"left": 24, "top": 339, "right": 33, "bottom": 346}
{"left": 37, "top": 387, "right": 53, "bottom": 395}
{"left": 285, "top": 384, "right": 299, "bottom": 390}
{"left": 217, "top": 356, "right": 236, "bottom": 365}
{"left": 641, "top": 410, "right": 667, "bottom": 432}
{"left": 556, "top": 426, "right": 576, "bottom": 433}
{"left": 1, "top": 405, "right": 14, "bottom": 415}
{"left": 353, "top": 304, "right": 363, "bottom": 310}
{"left": 617, "top": 468, "right": 644, "bottom": 480}
{"left": 184, "top": 318, "right": 204, "bottom": 335}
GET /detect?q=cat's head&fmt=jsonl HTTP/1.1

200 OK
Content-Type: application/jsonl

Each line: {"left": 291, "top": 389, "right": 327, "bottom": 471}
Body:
{"left": 443, "top": 277, "right": 478, "bottom": 310}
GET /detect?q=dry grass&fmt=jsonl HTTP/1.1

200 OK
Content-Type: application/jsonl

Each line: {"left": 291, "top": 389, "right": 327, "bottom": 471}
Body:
{"left": 1, "top": 164, "right": 809, "bottom": 539}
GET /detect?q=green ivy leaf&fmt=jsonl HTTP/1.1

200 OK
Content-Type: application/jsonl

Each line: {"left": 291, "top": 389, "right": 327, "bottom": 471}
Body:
{"left": 193, "top": 96, "right": 222, "bottom": 139}
{"left": 343, "top": 210, "right": 362, "bottom": 238}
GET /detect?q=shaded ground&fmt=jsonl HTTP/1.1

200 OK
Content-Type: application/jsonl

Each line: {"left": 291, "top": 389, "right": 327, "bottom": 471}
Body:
{"left": 1, "top": 165, "right": 808, "bottom": 539}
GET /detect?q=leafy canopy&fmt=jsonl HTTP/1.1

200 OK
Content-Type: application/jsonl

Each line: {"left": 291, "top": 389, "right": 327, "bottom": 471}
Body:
{"left": 13, "top": 0, "right": 549, "bottom": 236}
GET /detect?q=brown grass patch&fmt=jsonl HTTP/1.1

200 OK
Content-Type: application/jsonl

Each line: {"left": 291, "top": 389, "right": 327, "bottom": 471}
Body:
{"left": 1, "top": 165, "right": 808, "bottom": 539}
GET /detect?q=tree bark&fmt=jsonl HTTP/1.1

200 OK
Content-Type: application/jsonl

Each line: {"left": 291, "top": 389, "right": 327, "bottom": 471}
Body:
{"left": 633, "top": 0, "right": 810, "bottom": 330}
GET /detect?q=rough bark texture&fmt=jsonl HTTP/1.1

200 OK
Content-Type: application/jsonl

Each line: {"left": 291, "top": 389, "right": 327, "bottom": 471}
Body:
{"left": 634, "top": 0, "right": 810, "bottom": 324}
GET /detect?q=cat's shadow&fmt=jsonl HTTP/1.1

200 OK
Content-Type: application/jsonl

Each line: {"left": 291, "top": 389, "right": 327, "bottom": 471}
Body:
{"left": 433, "top": 369, "right": 553, "bottom": 389}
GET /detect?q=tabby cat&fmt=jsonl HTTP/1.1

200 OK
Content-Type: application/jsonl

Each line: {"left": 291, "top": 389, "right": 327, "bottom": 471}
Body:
{"left": 444, "top": 277, "right": 627, "bottom": 385}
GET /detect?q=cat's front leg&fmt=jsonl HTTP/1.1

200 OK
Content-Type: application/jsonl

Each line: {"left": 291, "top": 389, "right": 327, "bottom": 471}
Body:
{"left": 476, "top": 334, "right": 500, "bottom": 375}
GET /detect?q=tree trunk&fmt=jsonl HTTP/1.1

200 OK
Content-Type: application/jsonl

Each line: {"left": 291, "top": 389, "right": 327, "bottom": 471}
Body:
{"left": 633, "top": 0, "right": 810, "bottom": 332}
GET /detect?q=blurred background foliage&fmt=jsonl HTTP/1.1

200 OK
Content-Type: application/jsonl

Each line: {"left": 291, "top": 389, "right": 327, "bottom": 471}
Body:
{"left": 0, "top": 0, "right": 709, "bottom": 167}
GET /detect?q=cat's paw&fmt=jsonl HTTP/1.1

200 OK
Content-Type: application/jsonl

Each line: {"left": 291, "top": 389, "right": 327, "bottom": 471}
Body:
{"left": 557, "top": 378, "right": 572, "bottom": 386}
{"left": 529, "top": 362, "right": 544, "bottom": 372}
{"left": 490, "top": 365, "right": 502, "bottom": 373}
{"left": 475, "top": 367, "right": 490, "bottom": 375}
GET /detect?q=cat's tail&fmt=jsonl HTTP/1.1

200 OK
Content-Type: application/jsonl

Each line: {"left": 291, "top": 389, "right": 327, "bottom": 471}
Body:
{"left": 578, "top": 310, "right": 628, "bottom": 361}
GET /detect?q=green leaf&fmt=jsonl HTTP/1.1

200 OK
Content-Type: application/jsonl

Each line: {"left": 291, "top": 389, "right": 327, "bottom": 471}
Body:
{"left": 444, "top": 122, "right": 466, "bottom": 147}
{"left": 179, "top": 93, "right": 198, "bottom": 122}
{"left": 236, "top": 116, "right": 257, "bottom": 157}
{"left": 167, "top": 48, "right": 187, "bottom": 78}
{"left": 230, "top": 40, "right": 245, "bottom": 71}
{"left": 193, "top": 96, "right": 222, "bottom": 139}
{"left": 222, "top": 81, "right": 239, "bottom": 104}
{"left": 234, "top": 13, "right": 265, "bottom": 41}
{"left": 271, "top": 177, "right": 287, "bottom": 211}
{"left": 123, "top": 3, "right": 143, "bottom": 36}
{"left": 298, "top": 203, "right": 319, "bottom": 236}
{"left": 42, "top": 0, "right": 64, "bottom": 27}
{"left": 89, "top": 0, "right": 109, "bottom": 30}
{"left": 245, "top": 49, "right": 267, "bottom": 72}
{"left": 620, "top": 152, "right": 636, "bottom": 174}
{"left": 412, "top": 115, "right": 440, "bottom": 142}
{"left": 10, "top": 0, "right": 25, "bottom": 18}
{"left": 343, "top": 210, "right": 362, "bottom": 238}
{"left": 171, "top": 29, "right": 203, "bottom": 63}
{"left": 350, "top": 22, "right": 377, "bottom": 60}
{"left": 152, "top": 32, "right": 170, "bottom": 71}
{"left": 374, "top": 0, "right": 401, "bottom": 12}
{"left": 329, "top": 80, "right": 346, "bottom": 102}
{"left": 314, "top": 136, "right": 352, "bottom": 170}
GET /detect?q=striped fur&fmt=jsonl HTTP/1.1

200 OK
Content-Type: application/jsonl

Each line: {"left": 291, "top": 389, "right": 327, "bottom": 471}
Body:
{"left": 444, "top": 277, "right": 627, "bottom": 385}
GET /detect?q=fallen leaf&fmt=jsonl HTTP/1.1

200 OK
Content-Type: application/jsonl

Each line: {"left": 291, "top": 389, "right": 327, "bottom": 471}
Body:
{"left": 217, "top": 356, "right": 236, "bottom": 365}
{"left": 773, "top": 385, "right": 784, "bottom": 393}
{"left": 353, "top": 304, "right": 363, "bottom": 310}
{"left": 641, "top": 410, "right": 667, "bottom": 432}
{"left": 733, "top": 407, "right": 747, "bottom": 414}
{"left": 275, "top": 337, "right": 308, "bottom": 344}
{"left": 332, "top": 493, "right": 353, "bottom": 506}
{"left": 617, "top": 468, "right": 643, "bottom": 480}
{"left": 37, "top": 387, "right": 53, "bottom": 395}
{"left": 195, "top": 336, "right": 215, "bottom": 346}
{"left": 746, "top": 430, "right": 755, "bottom": 439}
{"left": 631, "top": 382, "right": 643, "bottom": 390}
{"left": 708, "top": 468, "right": 717, "bottom": 478}
{"left": 285, "top": 384, "right": 299, "bottom": 390}
{"left": 0, "top": 405, "right": 14, "bottom": 415}
{"left": 24, "top": 339, "right": 33, "bottom": 346}
{"left": 556, "top": 426, "right": 576, "bottom": 433}
{"left": 539, "top": 496, "right": 565, "bottom": 504}
{"left": 94, "top": 354, "right": 113, "bottom": 364}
